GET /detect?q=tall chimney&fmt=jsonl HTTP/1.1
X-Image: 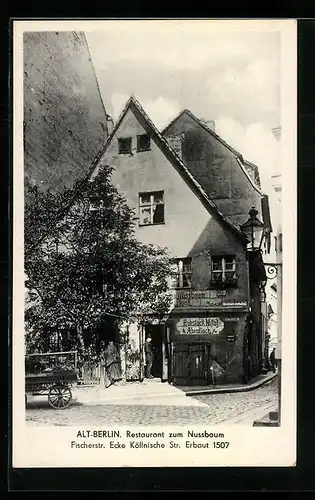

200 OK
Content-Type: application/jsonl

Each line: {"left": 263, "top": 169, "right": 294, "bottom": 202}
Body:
{"left": 200, "top": 118, "right": 215, "bottom": 132}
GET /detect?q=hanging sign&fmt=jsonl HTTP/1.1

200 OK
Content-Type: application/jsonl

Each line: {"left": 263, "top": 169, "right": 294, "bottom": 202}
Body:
{"left": 176, "top": 317, "right": 224, "bottom": 335}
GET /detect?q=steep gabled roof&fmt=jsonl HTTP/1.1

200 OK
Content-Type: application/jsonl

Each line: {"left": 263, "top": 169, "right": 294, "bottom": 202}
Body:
{"left": 243, "top": 159, "right": 262, "bottom": 190}
{"left": 162, "top": 108, "right": 263, "bottom": 195}
{"left": 89, "top": 95, "right": 246, "bottom": 240}
{"left": 30, "top": 95, "right": 247, "bottom": 252}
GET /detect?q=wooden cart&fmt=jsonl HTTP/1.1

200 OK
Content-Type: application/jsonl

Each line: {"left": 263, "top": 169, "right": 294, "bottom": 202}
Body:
{"left": 25, "top": 351, "right": 78, "bottom": 409}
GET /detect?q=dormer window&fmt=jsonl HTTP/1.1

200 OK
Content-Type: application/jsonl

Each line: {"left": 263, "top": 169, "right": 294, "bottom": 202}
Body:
{"left": 137, "top": 133, "right": 151, "bottom": 152}
{"left": 139, "top": 191, "right": 164, "bottom": 225}
{"left": 211, "top": 255, "right": 237, "bottom": 287}
{"left": 118, "top": 137, "right": 132, "bottom": 154}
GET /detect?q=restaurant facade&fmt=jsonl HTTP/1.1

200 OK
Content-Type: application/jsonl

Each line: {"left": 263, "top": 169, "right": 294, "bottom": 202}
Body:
{"left": 87, "top": 95, "right": 270, "bottom": 386}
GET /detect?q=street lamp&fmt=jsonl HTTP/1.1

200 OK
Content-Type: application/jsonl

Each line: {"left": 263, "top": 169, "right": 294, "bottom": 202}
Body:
{"left": 240, "top": 206, "right": 265, "bottom": 253}
{"left": 240, "top": 207, "right": 279, "bottom": 280}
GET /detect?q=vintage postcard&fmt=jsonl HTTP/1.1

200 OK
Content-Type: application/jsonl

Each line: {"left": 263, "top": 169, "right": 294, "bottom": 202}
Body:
{"left": 12, "top": 19, "right": 296, "bottom": 468}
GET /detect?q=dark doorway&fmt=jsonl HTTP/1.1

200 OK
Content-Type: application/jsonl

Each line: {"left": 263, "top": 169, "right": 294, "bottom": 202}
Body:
{"left": 172, "top": 343, "right": 210, "bottom": 386}
{"left": 144, "top": 325, "right": 163, "bottom": 379}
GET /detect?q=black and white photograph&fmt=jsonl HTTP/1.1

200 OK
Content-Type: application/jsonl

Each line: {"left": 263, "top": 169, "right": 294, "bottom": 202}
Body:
{"left": 13, "top": 19, "right": 296, "bottom": 467}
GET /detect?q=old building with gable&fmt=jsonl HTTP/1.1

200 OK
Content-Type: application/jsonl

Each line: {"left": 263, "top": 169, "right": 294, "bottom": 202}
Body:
{"left": 85, "top": 95, "right": 272, "bottom": 386}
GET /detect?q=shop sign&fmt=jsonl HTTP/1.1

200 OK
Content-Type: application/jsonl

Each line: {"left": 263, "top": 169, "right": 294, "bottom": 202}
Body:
{"left": 176, "top": 317, "right": 224, "bottom": 335}
{"left": 222, "top": 300, "right": 248, "bottom": 307}
{"left": 174, "top": 290, "right": 222, "bottom": 308}
{"left": 173, "top": 291, "right": 248, "bottom": 309}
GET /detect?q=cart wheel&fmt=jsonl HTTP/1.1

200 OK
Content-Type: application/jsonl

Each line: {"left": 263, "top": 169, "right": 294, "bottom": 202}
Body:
{"left": 48, "top": 384, "right": 72, "bottom": 409}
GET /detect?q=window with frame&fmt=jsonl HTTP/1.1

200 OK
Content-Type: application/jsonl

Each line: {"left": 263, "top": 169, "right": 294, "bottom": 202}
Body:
{"left": 137, "top": 133, "right": 151, "bottom": 152}
{"left": 170, "top": 258, "right": 192, "bottom": 289}
{"left": 90, "top": 269, "right": 115, "bottom": 297}
{"left": 89, "top": 198, "right": 104, "bottom": 213}
{"left": 139, "top": 191, "right": 164, "bottom": 225}
{"left": 88, "top": 198, "right": 105, "bottom": 230}
{"left": 90, "top": 273, "right": 107, "bottom": 296}
{"left": 211, "top": 255, "right": 236, "bottom": 286}
{"left": 118, "top": 137, "right": 132, "bottom": 154}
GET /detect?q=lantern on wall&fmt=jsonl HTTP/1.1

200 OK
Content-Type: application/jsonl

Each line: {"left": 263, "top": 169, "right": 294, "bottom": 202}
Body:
{"left": 240, "top": 207, "right": 265, "bottom": 253}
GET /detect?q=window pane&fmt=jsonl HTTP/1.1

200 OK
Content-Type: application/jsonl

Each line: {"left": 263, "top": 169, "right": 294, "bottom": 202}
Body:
{"left": 139, "top": 207, "right": 151, "bottom": 225}
{"left": 225, "top": 262, "right": 235, "bottom": 270}
{"left": 153, "top": 191, "right": 164, "bottom": 204}
{"left": 118, "top": 137, "right": 132, "bottom": 154}
{"left": 225, "top": 270, "right": 236, "bottom": 281}
{"left": 137, "top": 134, "right": 151, "bottom": 152}
{"left": 170, "top": 262, "right": 180, "bottom": 273}
{"left": 182, "top": 259, "right": 191, "bottom": 272}
{"left": 212, "top": 272, "right": 222, "bottom": 281}
{"left": 225, "top": 255, "right": 234, "bottom": 263}
{"left": 183, "top": 273, "right": 192, "bottom": 288}
{"left": 89, "top": 198, "right": 100, "bottom": 211}
{"left": 140, "top": 193, "right": 151, "bottom": 205}
{"left": 212, "top": 257, "right": 223, "bottom": 271}
{"left": 170, "top": 274, "right": 179, "bottom": 288}
{"left": 153, "top": 204, "right": 164, "bottom": 223}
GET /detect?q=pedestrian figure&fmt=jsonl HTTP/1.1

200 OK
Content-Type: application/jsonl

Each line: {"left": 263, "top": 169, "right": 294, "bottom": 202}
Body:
{"left": 145, "top": 336, "right": 154, "bottom": 379}
{"left": 270, "top": 347, "right": 277, "bottom": 373}
{"left": 103, "top": 341, "right": 122, "bottom": 388}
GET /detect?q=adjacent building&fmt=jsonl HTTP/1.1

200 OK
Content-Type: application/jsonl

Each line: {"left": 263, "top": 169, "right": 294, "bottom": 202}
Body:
{"left": 87, "top": 96, "right": 272, "bottom": 386}
{"left": 271, "top": 126, "right": 282, "bottom": 419}
{"left": 24, "top": 31, "right": 109, "bottom": 192}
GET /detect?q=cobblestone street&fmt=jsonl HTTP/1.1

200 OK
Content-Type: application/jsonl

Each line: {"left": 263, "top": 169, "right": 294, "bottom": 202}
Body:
{"left": 25, "top": 377, "right": 278, "bottom": 427}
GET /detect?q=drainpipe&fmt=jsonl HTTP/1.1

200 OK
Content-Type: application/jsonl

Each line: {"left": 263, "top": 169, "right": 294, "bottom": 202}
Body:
{"left": 276, "top": 230, "right": 283, "bottom": 424}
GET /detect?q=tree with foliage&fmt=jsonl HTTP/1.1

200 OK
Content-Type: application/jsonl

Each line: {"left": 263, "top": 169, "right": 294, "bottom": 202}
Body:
{"left": 25, "top": 165, "right": 173, "bottom": 360}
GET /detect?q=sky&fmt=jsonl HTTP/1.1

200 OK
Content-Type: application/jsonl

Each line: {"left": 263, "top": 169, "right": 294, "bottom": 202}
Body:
{"left": 86, "top": 21, "right": 281, "bottom": 228}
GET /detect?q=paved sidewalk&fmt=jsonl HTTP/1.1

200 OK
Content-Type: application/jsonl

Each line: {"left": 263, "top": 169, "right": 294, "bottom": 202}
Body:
{"left": 71, "top": 372, "right": 278, "bottom": 405}
{"left": 180, "top": 372, "right": 278, "bottom": 396}
{"left": 71, "top": 378, "right": 207, "bottom": 407}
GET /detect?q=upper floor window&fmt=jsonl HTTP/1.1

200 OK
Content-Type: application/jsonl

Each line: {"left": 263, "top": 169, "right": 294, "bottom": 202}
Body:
{"left": 139, "top": 191, "right": 164, "bottom": 225}
{"left": 170, "top": 258, "right": 192, "bottom": 289}
{"left": 118, "top": 137, "right": 132, "bottom": 154}
{"left": 211, "top": 255, "right": 237, "bottom": 287}
{"left": 137, "top": 133, "right": 151, "bottom": 152}
{"left": 89, "top": 199, "right": 104, "bottom": 213}
{"left": 88, "top": 198, "right": 105, "bottom": 230}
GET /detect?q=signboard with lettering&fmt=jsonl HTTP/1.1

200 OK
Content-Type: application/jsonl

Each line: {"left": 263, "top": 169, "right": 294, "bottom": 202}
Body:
{"left": 176, "top": 317, "right": 224, "bottom": 335}
{"left": 173, "top": 290, "right": 248, "bottom": 309}
{"left": 222, "top": 300, "right": 247, "bottom": 307}
{"left": 174, "top": 290, "right": 221, "bottom": 308}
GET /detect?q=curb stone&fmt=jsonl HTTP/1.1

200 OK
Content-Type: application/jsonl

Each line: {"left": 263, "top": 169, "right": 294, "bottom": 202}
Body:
{"left": 185, "top": 373, "right": 277, "bottom": 397}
